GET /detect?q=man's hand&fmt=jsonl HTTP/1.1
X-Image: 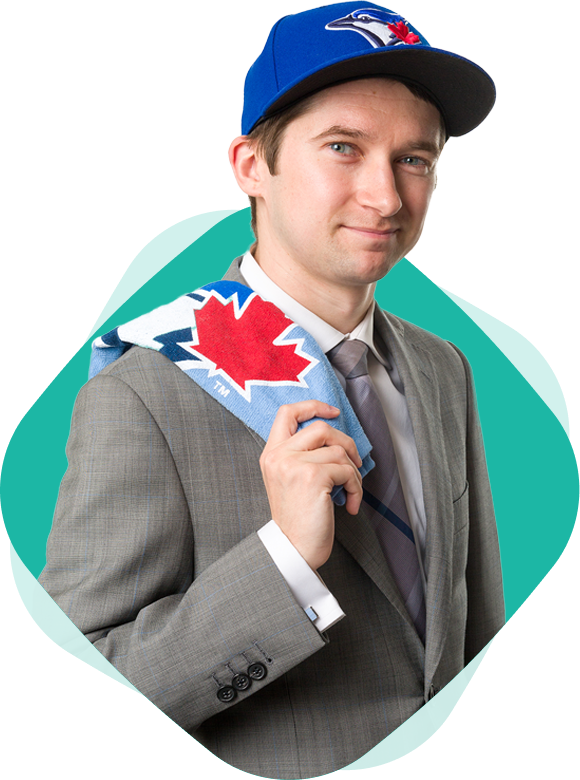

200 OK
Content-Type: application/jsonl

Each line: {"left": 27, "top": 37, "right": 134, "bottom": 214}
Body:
{"left": 259, "top": 401, "right": 363, "bottom": 571}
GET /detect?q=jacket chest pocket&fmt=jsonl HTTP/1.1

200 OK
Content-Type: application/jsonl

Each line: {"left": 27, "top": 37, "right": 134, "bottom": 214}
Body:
{"left": 452, "top": 482, "right": 469, "bottom": 580}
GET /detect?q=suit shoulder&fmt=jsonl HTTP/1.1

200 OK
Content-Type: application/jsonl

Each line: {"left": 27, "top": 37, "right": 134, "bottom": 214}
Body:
{"left": 382, "top": 309, "right": 468, "bottom": 377}
{"left": 98, "top": 345, "right": 180, "bottom": 378}
{"left": 382, "top": 308, "right": 464, "bottom": 356}
{"left": 82, "top": 346, "right": 208, "bottom": 406}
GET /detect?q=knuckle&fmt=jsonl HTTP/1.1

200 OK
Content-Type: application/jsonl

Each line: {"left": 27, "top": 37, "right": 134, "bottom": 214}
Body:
{"left": 275, "top": 404, "right": 292, "bottom": 421}
{"left": 301, "top": 463, "right": 320, "bottom": 483}
{"left": 278, "top": 457, "right": 295, "bottom": 478}
{"left": 328, "top": 444, "right": 345, "bottom": 459}
{"left": 345, "top": 463, "right": 359, "bottom": 480}
{"left": 260, "top": 449, "right": 277, "bottom": 471}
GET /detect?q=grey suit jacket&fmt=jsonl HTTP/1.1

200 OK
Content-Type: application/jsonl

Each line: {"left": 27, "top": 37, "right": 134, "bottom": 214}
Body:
{"left": 40, "top": 258, "right": 504, "bottom": 779}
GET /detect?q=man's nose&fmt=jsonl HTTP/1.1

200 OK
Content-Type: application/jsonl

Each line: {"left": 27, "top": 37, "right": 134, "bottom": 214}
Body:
{"left": 355, "top": 162, "right": 402, "bottom": 217}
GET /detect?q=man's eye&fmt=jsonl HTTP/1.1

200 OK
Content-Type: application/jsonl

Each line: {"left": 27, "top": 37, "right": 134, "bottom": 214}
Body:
{"left": 329, "top": 142, "right": 355, "bottom": 155}
{"left": 401, "top": 156, "right": 428, "bottom": 167}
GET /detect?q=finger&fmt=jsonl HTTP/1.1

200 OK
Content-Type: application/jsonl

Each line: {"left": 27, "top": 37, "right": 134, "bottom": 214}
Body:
{"left": 345, "top": 485, "right": 364, "bottom": 516}
{"left": 283, "top": 421, "right": 363, "bottom": 467}
{"left": 298, "top": 444, "right": 364, "bottom": 477}
{"left": 267, "top": 401, "right": 340, "bottom": 448}
{"left": 322, "top": 462, "right": 364, "bottom": 512}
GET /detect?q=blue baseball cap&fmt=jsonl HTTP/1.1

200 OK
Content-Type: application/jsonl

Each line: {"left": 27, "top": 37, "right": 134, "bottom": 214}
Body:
{"left": 242, "top": 3, "right": 495, "bottom": 137}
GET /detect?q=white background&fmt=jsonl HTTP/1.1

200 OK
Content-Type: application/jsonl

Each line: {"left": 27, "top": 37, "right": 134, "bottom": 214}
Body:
{"left": 0, "top": 0, "right": 580, "bottom": 200}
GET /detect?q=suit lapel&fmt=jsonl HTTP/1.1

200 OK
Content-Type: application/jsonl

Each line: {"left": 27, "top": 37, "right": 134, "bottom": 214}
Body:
{"left": 374, "top": 307, "right": 454, "bottom": 685}
{"left": 333, "top": 502, "right": 419, "bottom": 631}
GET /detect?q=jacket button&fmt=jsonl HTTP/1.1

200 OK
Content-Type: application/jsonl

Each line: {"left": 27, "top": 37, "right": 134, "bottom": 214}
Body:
{"left": 232, "top": 673, "right": 251, "bottom": 691}
{"left": 428, "top": 684, "right": 437, "bottom": 700}
{"left": 248, "top": 662, "right": 267, "bottom": 681}
{"left": 216, "top": 685, "right": 236, "bottom": 703}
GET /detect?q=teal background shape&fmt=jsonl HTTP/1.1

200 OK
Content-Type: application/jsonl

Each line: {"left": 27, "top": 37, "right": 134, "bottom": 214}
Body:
{"left": 0, "top": 201, "right": 580, "bottom": 778}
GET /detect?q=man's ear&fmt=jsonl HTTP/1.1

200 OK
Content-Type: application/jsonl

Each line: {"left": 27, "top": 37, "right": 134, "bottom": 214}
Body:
{"left": 229, "top": 136, "right": 265, "bottom": 197}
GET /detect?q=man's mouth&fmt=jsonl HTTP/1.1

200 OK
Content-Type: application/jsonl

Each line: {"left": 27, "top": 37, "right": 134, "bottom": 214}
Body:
{"left": 342, "top": 225, "right": 399, "bottom": 238}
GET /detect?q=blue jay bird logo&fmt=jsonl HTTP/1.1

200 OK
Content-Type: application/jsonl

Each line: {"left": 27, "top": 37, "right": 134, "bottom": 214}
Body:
{"left": 326, "top": 8, "right": 421, "bottom": 48}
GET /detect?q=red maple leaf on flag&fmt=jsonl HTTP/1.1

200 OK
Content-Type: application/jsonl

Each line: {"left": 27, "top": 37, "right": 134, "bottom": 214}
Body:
{"left": 192, "top": 294, "right": 314, "bottom": 391}
{"left": 387, "top": 21, "right": 420, "bottom": 44}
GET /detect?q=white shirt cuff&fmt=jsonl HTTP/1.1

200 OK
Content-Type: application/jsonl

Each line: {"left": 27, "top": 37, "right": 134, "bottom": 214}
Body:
{"left": 257, "top": 520, "right": 345, "bottom": 632}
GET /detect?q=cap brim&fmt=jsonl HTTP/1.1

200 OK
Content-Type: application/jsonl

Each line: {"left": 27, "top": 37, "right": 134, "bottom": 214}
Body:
{"left": 261, "top": 46, "right": 495, "bottom": 137}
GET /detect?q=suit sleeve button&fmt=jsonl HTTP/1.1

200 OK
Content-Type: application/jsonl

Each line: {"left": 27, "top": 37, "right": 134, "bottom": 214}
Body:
{"left": 216, "top": 685, "right": 236, "bottom": 703}
{"left": 248, "top": 662, "right": 267, "bottom": 681}
{"left": 232, "top": 673, "right": 251, "bottom": 691}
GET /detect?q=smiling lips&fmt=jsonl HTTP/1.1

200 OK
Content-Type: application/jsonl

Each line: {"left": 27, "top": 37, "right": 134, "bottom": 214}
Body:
{"left": 342, "top": 225, "right": 399, "bottom": 238}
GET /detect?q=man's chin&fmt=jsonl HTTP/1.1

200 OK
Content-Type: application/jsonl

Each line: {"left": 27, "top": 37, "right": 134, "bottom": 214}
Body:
{"left": 338, "top": 251, "right": 404, "bottom": 285}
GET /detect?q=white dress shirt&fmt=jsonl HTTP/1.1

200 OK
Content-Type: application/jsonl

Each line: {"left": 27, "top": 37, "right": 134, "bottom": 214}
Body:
{"left": 240, "top": 251, "right": 428, "bottom": 632}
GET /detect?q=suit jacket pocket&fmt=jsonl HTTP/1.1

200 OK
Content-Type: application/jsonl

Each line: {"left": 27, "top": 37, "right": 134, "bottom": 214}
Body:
{"left": 453, "top": 481, "right": 469, "bottom": 534}
{"left": 452, "top": 483, "right": 469, "bottom": 586}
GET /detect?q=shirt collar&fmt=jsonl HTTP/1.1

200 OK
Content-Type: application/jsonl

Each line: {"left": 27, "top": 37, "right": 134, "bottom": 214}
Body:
{"left": 239, "top": 251, "right": 387, "bottom": 365}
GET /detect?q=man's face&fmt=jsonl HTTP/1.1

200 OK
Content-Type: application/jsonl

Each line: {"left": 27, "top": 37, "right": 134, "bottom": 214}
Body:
{"left": 254, "top": 78, "right": 443, "bottom": 294}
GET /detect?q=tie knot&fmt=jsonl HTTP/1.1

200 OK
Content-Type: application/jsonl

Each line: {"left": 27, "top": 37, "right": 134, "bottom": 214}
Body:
{"left": 327, "top": 339, "right": 369, "bottom": 379}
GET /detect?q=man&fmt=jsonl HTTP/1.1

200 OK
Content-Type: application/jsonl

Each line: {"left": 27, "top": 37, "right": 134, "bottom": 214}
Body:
{"left": 40, "top": 4, "right": 504, "bottom": 778}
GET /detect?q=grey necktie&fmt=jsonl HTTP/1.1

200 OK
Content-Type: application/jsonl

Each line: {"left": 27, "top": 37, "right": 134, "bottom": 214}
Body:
{"left": 327, "top": 339, "right": 426, "bottom": 643}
